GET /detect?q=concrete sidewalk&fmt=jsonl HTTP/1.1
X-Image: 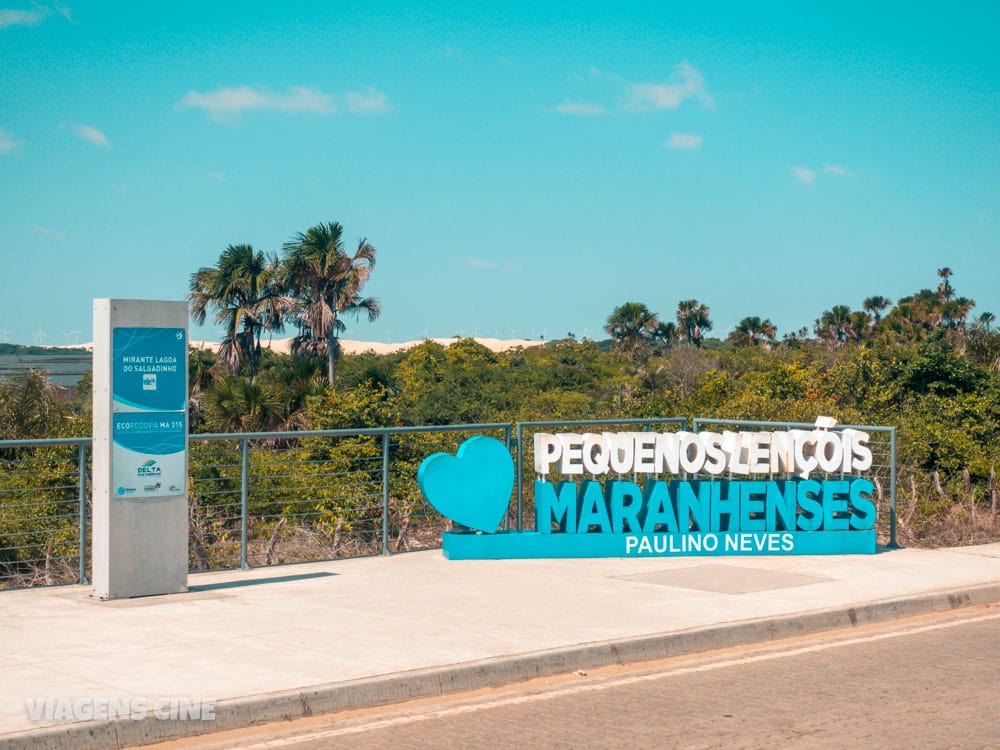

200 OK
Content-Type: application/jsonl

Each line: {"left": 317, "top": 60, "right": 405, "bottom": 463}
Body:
{"left": 3, "top": 543, "right": 1000, "bottom": 749}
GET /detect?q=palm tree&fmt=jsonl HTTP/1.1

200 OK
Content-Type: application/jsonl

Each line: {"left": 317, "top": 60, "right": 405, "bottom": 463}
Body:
{"left": 815, "top": 305, "right": 854, "bottom": 346}
{"left": 282, "top": 221, "right": 381, "bottom": 385}
{"left": 975, "top": 311, "right": 996, "bottom": 331}
{"left": 862, "top": 295, "right": 892, "bottom": 327}
{"left": 651, "top": 321, "right": 679, "bottom": 350}
{"left": 676, "top": 299, "right": 713, "bottom": 347}
{"left": 937, "top": 267, "right": 954, "bottom": 301}
{"left": 189, "top": 244, "right": 286, "bottom": 375}
{"left": 605, "top": 302, "right": 658, "bottom": 361}
{"left": 729, "top": 316, "right": 777, "bottom": 349}
{"left": 942, "top": 296, "right": 976, "bottom": 330}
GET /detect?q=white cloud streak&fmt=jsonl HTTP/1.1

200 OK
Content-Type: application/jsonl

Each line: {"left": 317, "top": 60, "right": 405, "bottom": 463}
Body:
{"left": 345, "top": 87, "right": 392, "bottom": 114}
{"left": 33, "top": 225, "right": 66, "bottom": 239}
{"left": 554, "top": 101, "right": 605, "bottom": 116}
{"left": 179, "top": 85, "right": 392, "bottom": 122}
{"left": 622, "top": 62, "right": 713, "bottom": 112}
{"left": 179, "top": 85, "right": 335, "bottom": 121}
{"left": 0, "top": 125, "right": 23, "bottom": 153}
{"left": 665, "top": 132, "right": 703, "bottom": 149}
{"left": 0, "top": 5, "right": 70, "bottom": 29}
{"left": 65, "top": 122, "right": 110, "bottom": 147}
{"left": 790, "top": 166, "right": 816, "bottom": 185}
{"left": 824, "top": 164, "right": 851, "bottom": 177}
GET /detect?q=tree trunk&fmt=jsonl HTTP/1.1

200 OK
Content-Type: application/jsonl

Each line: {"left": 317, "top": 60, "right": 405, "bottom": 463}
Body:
{"left": 264, "top": 517, "right": 286, "bottom": 566}
{"left": 326, "top": 313, "right": 339, "bottom": 385}
{"left": 991, "top": 466, "right": 998, "bottom": 518}
{"left": 933, "top": 470, "right": 947, "bottom": 501}
{"left": 904, "top": 473, "right": 918, "bottom": 535}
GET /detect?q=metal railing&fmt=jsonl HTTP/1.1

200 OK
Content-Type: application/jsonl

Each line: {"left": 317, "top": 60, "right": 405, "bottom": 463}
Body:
{"left": 0, "top": 437, "right": 90, "bottom": 589}
{"left": 0, "top": 416, "right": 897, "bottom": 589}
{"left": 187, "top": 424, "right": 511, "bottom": 571}
{"left": 0, "top": 425, "right": 510, "bottom": 589}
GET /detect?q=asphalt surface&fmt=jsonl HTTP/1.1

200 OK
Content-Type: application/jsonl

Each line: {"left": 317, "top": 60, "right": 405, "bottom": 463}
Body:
{"left": 2, "top": 543, "right": 1000, "bottom": 749}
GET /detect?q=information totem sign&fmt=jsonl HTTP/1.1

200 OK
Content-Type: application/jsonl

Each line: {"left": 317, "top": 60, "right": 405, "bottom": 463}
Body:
{"left": 93, "top": 299, "right": 188, "bottom": 599}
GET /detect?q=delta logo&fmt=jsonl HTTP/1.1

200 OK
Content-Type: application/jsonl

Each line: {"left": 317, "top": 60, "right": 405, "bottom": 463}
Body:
{"left": 137, "top": 460, "right": 162, "bottom": 478}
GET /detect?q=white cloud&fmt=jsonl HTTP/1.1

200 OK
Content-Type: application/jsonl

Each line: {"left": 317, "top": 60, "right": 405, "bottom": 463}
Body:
{"left": 790, "top": 166, "right": 816, "bottom": 185}
{"left": 0, "top": 4, "right": 68, "bottom": 28}
{"left": 179, "top": 85, "right": 337, "bottom": 122}
{"left": 345, "top": 87, "right": 392, "bottom": 114}
{"left": 33, "top": 225, "right": 66, "bottom": 239}
{"left": 622, "top": 62, "right": 713, "bottom": 112}
{"left": 65, "top": 122, "right": 110, "bottom": 147}
{"left": 209, "top": 171, "right": 225, "bottom": 182}
{"left": 665, "top": 132, "right": 703, "bottom": 149}
{"left": 467, "top": 256, "right": 516, "bottom": 271}
{"left": 554, "top": 101, "right": 605, "bottom": 116}
{"left": 0, "top": 8, "right": 44, "bottom": 27}
{"left": 0, "top": 125, "right": 23, "bottom": 153}
{"left": 824, "top": 164, "right": 852, "bottom": 177}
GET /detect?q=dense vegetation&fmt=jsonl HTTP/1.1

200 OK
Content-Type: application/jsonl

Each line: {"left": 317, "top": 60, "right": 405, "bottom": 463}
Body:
{"left": 2, "top": 248, "right": 999, "bottom": 587}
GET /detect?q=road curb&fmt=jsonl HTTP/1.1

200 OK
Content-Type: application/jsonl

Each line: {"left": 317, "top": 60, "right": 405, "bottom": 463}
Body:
{"left": 7, "top": 581, "right": 1000, "bottom": 750}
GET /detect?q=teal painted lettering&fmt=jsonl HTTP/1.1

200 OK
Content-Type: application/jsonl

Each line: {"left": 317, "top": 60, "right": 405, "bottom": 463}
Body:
{"left": 608, "top": 480, "right": 644, "bottom": 533}
{"left": 740, "top": 480, "right": 766, "bottom": 531}
{"left": 534, "top": 480, "right": 578, "bottom": 533}
{"left": 849, "top": 478, "right": 877, "bottom": 530}
{"left": 796, "top": 480, "right": 823, "bottom": 531}
{"left": 822, "top": 480, "right": 851, "bottom": 531}
{"left": 577, "top": 480, "right": 612, "bottom": 533}
{"left": 711, "top": 481, "right": 740, "bottom": 532}
{"left": 677, "top": 480, "right": 711, "bottom": 532}
{"left": 765, "top": 481, "right": 797, "bottom": 531}
{"left": 641, "top": 481, "right": 678, "bottom": 533}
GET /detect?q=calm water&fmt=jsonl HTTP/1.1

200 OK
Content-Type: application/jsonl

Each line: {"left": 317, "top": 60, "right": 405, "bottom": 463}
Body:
{"left": 0, "top": 352, "right": 92, "bottom": 386}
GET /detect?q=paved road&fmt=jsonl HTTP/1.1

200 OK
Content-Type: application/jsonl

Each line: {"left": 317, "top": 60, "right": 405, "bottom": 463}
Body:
{"left": 151, "top": 607, "right": 1000, "bottom": 750}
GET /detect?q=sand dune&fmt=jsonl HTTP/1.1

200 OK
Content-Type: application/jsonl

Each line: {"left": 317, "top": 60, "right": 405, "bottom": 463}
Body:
{"left": 56, "top": 336, "right": 547, "bottom": 356}
{"left": 188, "top": 337, "right": 547, "bottom": 355}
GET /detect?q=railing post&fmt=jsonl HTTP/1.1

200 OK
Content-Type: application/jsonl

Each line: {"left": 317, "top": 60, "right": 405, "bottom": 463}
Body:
{"left": 516, "top": 423, "right": 524, "bottom": 531}
{"left": 889, "top": 427, "right": 898, "bottom": 549}
{"left": 78, "top": 442, "right": 89, "bottom": 585}
{"left": 381, "top": 432, "right": 391, "bottom": 555}
{"left": 240, "top": 437, "right": 250, "bottom": 569}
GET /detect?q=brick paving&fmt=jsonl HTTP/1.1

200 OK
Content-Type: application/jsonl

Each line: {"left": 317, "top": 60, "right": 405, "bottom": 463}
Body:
{"left": 260, "top": 611, "right": 1000, "bottom": 750}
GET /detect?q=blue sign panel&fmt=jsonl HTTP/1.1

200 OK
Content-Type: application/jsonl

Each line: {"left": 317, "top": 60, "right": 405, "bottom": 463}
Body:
{"left": 111, "top": 327, "right": 186, "bottom": 498}
{"left": 112, "top": 327, "right": 186, "bottom": 412}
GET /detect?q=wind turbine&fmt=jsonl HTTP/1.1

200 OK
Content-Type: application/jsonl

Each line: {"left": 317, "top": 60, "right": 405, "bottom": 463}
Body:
{"left": 0, "top": 329, "right": 10, "bottom": 343}
{"left": 509, "top": 327, "right": 521, "bottom": 340}
{"left": 34, "top": 328, "right": 48, "bottom": 346}
{"left": 582, "top": 327, "right": 594, "bottom": 341}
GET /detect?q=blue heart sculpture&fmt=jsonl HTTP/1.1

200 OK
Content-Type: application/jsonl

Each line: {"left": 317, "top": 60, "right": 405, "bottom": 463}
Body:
{"left": 417, "top": 436, "right": 514, "bottom": 533}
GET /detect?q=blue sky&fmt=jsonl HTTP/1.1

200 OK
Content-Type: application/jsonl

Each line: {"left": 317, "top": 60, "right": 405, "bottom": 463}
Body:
{"left": 1, "top": 2, "right": 997, "bottom": 346}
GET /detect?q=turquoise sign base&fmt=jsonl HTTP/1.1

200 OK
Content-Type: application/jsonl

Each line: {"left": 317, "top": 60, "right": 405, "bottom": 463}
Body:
{"left": 442, "top": 529, "right": 877, "bottom": 559}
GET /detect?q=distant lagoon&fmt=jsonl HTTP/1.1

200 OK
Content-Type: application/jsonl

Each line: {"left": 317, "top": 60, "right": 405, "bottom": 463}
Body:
{"left": 0, "top": 351, "right": 92, "bottom": 387}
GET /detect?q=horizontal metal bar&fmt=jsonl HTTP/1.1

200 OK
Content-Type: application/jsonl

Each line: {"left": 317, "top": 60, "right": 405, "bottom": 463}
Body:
{"left": 0, "top": 437, "right": 90, "bottom": 448}
{"left": 692, "top": 418, "right": 895, "bottom": 432}
{"left": 517, "top": 418, "right": 687, "bottom": 429}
